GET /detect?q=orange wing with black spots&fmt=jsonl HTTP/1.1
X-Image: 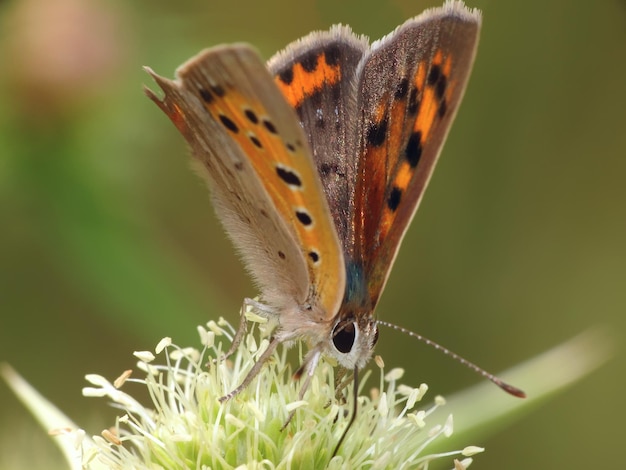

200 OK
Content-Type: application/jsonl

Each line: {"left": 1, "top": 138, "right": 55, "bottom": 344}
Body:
{"left": 354, "top": 3, "right": 481, "bottom": 307}
{"left": 145, "top": 46, "right": 346, "bottom": 324}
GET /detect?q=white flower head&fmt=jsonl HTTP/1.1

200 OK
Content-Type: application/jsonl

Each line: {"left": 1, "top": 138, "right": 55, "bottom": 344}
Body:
{"left": 78, "top": 321, "right": 476, "bottom": 469}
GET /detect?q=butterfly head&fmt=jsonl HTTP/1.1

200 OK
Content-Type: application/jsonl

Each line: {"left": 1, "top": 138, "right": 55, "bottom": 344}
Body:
{"left": 328, "top": 310, "right": 379, "bottom": 370}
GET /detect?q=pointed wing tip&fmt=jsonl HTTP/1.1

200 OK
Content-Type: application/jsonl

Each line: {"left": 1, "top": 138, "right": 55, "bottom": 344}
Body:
{"left": 142, "top": 65, "right": 177, "bottom": 108}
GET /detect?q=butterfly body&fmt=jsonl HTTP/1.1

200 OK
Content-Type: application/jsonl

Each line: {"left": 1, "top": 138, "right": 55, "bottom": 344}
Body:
{"left": 146, "top": 0, "right": 481, "bottom": 388}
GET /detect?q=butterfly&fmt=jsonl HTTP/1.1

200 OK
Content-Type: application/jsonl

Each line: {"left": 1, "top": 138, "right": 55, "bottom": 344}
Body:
{"left": 145, "top": 0, "right": 522, "bottom": 439}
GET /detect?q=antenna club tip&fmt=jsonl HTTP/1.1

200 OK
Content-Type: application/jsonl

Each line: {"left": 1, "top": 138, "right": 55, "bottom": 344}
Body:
{"left": 502, "top": 383, "right": 527, "bottom": 399}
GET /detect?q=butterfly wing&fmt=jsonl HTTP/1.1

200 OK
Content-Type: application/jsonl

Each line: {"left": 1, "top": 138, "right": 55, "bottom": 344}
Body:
{"left": 145, "top": 46, "right": 345, "bottom": 327}
{"left": 354, "top": 1, "right": 482, "bottom": 307}
{"left": 267, "top": 28, "right": 368, "bottom": 253}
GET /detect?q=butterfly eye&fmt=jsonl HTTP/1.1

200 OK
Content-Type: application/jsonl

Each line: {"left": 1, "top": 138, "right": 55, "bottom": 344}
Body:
{"left": 332, "top": 321, "right": 356, "bottom": 354}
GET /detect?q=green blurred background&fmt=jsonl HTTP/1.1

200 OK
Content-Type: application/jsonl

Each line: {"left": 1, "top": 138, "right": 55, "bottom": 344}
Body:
{"left": 1, "top": 0, "right": 624, "bottom": 468}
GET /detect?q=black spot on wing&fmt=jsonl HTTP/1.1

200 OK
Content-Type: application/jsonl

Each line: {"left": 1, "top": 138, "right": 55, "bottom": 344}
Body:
{"left": 395, "top": 78, "right": 409, "bottom": 99}
{"left": 199, "top": 88, "right": 214, "bottom": 103}
{"left": 408, "top": 88, "right": 420, "bottom": 115}
{"left": 387, "top": 187, "right": 402, "bottom": 211}
{"left": 244, "top": 109, "right": 258, "bottom": 124}
{"left": 367, "top": 115, "right": 389, "bottom": 147}
{"left": 427, "top": 64, "right": 448, "bottom": 118}
{"left": 325, "top": 45, "right": 341, "bottom": 66}
{"left": 276, "top": 166, "right": 302, "bottom": 187}
{"left": 427, "top": 65, "right": 441, "bottom": 88}
{"left": 405, "top": 131, "right": 422, "bottom": 167}
{"left": 211, "top": 84, "right": 225, "bottom": 97}
{"left": 300, "top": 53, "right": 318, "bottom": 73}
{"left": 263, "top": 119, "right": 278, "bottom": 134}
{"left": 219, "top": 114, "right": 238, "bottom": 133}
{"left": 278, "top": 67, "right": 294, "bottom": 85}
{"left": 295, "top": 210, "right": 312, "bottom": 226}
{"left": 430, "top": 67, "right": 447, "bottom": 101}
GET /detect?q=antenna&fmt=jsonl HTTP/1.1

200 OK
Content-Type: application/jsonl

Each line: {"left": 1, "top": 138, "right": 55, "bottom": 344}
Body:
{"left": 376, "top": 320, "right": 526, "bottom": 398}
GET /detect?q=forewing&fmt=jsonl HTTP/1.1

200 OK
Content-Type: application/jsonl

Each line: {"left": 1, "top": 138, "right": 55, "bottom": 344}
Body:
{"left": 145, "top": 46, "right": 345, "bottom": 318}
{"left": 354, "top": 1, "right": 481, "bottom": 306}
{"left": 268, "top": 27, "right": 368, "bottom": 252}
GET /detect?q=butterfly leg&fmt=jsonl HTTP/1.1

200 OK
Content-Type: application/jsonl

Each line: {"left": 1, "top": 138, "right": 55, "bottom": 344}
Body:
{"left": 217, "top": 299, "right": 250, "bottom": 363}
{"left": 333, "top": 367, "right": 352, "bottom": 402}
{"left": 218, "top": 333, "right": 281, "bottom": 402}
{"left": 281, "top": 346, "right": 323, "bottom": 430}
{"left": 218, "top": 297, "right": 276, "bottom": 363}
